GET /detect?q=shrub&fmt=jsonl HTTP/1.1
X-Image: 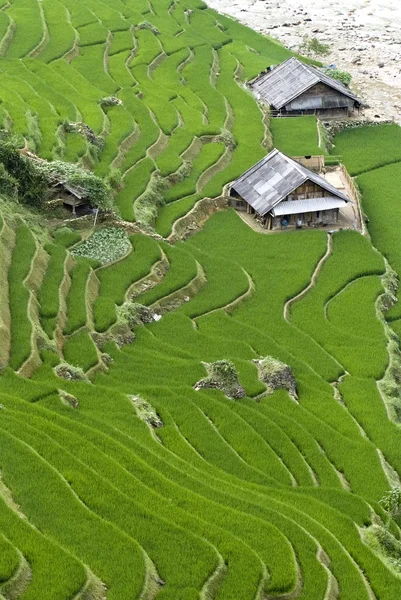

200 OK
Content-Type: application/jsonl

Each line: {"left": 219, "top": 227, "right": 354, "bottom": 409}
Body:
{"left": 194, "top": 359, "right": 246, "bottom": 400}
{"left": 299, "top": 35, "right": 330, "bottom": 57}
{"left": 324, "top": 68, "right": 352, "bottom": 86}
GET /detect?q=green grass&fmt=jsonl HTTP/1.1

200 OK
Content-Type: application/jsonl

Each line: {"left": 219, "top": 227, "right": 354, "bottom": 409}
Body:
{"left": 165, "top": 143, "right": 226, "bottom": 203}
{"left": 38, "top": 243, "right": 67, "bottom": 337}
{"left": 63, "top": 329, "right": 98, "bottom": 371}
{"left": 137, "top": 242, "right": 198, "bottom": 306}
{"left": 331, "top": 123, "right": 401, "bottom": 175}
{"left": 270, "top": 116, "right": 322, "bottom": 157}
{"left": 333, "top": 124, "right": 401, "bottom": 321}
{"left": 94, "top": 234, "right": 161, "bottom": 331}
{"left": 63, "top": 257, "right": 94, "bottom": 335}
{"left": 8, "top": 223, "right": 36, "bottom": 370}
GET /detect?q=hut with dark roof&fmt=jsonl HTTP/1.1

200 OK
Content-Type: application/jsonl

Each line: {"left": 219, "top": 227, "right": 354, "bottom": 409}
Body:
{"left": 230, "top": 149, "right": 351, "bottom": 230}
{"left": 51, "top": 181, "right": 89, "bottom": 215}
{"left": 250, "top": 57, "right": 362, "bottom": 117}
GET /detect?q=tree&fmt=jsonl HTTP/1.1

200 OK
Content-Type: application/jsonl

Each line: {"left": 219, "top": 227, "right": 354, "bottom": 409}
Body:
{"left": 0, "top": 137, "right": 47, "bottom": 207}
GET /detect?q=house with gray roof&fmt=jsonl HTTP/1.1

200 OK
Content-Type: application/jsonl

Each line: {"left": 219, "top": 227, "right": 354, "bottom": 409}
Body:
{"left": 250, "top": 57, "right": 362, "bottom": 117}
{"left": 230, "top": 149, "right": 351, "bottom": 230}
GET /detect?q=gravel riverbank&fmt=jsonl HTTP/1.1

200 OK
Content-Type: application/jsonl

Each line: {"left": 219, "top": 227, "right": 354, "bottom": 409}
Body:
{"left": 207, "top": 0, "right": 401, "bottom": 123}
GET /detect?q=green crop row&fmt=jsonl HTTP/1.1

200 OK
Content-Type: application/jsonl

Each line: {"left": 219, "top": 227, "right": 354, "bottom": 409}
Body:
{"left": 290, "top": 231, "right": 387, "bottom": 378}
{"left": 155, "top": 193, "right": 201, "bottom": 238}
{"left": 108, "top": 51, "right": 135, "bottom": 88}
{"left": 0, "top": 534, "right": 19, "bottom": 585}
{"left": 39, "top": 0, "right": 76, "bottom": 63}
{"left": 155, "top": 127, "right": 194, "bottom": 176}
{"left": 138, "top": 242, "right": 198, "bottom": 306}
{"left": 94, "top": 234, "right": 161, "bottom": 331}
{"left": 72, "top": 45, "right": 118, "bottom": 96}
{"left": 8, "top": 223, "right": 36, "bottom": 371}
{"left": 63, "top": 256, "right": 94, "bottom": 335}
{"left": 63, "top": 329, "right": 98, "bottom": 371}
{"left": 109, "top": 30, "right": 134, "bottom": 56}
{"left": 4, "top": 0, "right": 43, "bottom": 59}
{"left": 270, "top": 116, "right": 322, "bottom": 157}
{"left": 332, "top": 123, "right": 401, "bottom": 176}
{"left": 357, "top": 161, "right": 401, "bottom": 321}
{"left": 117, "top": 88, "right": 160, "bottom": 173}
{"left": 116, "top": 157, "right": 155, "bottom": 221}
{"left": 165, "top": 142, "right": 225, "bottom": 203}
{"left": 38, "top": 243, "right": 67, "bottom": 336}
{"left": 95, "top": 105, "right": 135, "bottom": 178}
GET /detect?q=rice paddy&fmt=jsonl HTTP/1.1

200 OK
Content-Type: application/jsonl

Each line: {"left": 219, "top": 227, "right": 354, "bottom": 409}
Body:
{"left": 0, "top": 0, "right": 401, "bottom": 599}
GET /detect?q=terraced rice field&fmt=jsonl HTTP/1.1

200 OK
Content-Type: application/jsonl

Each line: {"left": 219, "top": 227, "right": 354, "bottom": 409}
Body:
{"left": 1, "top": 1, "right": 401, "bottom": 599}
{"left": 332, "top": 124, "right": 401, "bottom": 334}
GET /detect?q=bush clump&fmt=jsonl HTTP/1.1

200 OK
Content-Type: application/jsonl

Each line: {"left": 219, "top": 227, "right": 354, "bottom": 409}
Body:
{"left": 365, "top": 524, "right": 401, "bottom": 573}
{"left": 194, "top": 360, "right": 246, "bottom": 400}
{"left": 58, "top": 389, "right": 79, "bottom": 409}
{"left": 116, "top": 302, "right": 156, "bottom": 330}
{"left": 137, "top": 21, "right": 160, "bottom": 35}
{"left": 299, "top": 35, "right": 330, "bottom": 57}
{"left": 254, "top": 356, "right": 297, "bottom": 400}
{"left": 99, "top": 97, "right": 123, "bottom": 108}
{"left": 0, "top": 163, "right": 18, "bottom": 198}
{"left": 71, "top": 227, "right": 131, "bottom": 264}
{"left": 36, "top": 160, "right": 113, "bottom": 210}
{"left": 0, "top": 136, "right": 48, "bottom": 207}
{"left": 130, "top": 395, "right": 163, "bottom": 428}
{"left": 64, "top": 121, "right": 104, "bottom": 148}
{"left": 323, "top": 68, "right": 352, "bottom": 87}
{"left": 54, "top": 363, "right": 89, "bottom": 382}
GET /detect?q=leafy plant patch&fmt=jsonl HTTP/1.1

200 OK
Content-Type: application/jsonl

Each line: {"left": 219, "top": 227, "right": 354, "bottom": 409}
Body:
{"left": 71, "top": 228, "right": 131, "bottom": 265}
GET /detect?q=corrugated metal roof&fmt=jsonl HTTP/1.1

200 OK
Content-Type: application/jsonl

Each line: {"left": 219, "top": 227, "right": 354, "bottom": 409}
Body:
{"left": 271, "top": 197, "right": 348, "bottom": 217}
{"left": 251, "top": 57, "right": 361, "bottom": 110}
{"left": 230, "top": 149, "right": 350, "bottom": 217}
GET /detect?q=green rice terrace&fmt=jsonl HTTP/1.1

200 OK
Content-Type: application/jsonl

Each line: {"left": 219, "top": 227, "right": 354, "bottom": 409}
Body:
{"left": 1, "top": 0, "right": 401, "bottom": 599}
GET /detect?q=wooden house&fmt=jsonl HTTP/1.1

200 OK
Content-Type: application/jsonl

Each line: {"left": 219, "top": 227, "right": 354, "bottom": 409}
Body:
{"left": 230, "top": 149, "right": 351, "bottom": 230}
{"left": 250, "top": 57, "right": 362, "bottom": 117}
{"left": 51, "top": 181, "right": 89, "bottom": 215}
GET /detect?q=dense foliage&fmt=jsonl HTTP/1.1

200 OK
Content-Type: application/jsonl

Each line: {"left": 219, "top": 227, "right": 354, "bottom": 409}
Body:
{"left": 0, "top": 137, "right": 48, "bottom": 207}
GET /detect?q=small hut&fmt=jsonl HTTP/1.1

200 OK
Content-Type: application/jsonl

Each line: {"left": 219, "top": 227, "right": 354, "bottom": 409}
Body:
{"left": 230, "top": 149, "right": 351, "bottom": 230}
{"left": 51, "top": 181, "right": 89, "bottom": 215}
{"left": 250, "top": 57, "right": 362, "bottom": 117}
